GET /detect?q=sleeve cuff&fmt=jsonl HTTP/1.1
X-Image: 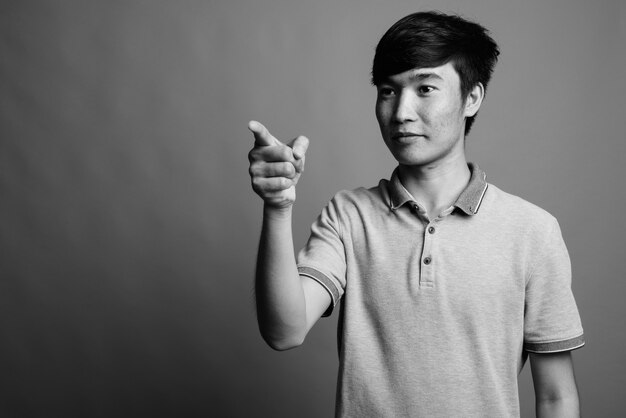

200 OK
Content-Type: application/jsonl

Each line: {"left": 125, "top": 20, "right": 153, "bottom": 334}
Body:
{"left": 524, "top": 334, "right": 585, "bottom": 353}
{"left": 298, "top": 266, "right": 341, "bottom": 317}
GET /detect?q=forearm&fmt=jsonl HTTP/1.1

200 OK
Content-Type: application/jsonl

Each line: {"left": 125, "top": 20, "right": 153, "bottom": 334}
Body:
{"left": 255, "top": 204, "right": 307, "bottom": 350}
{"left": 536, "top": 394, "right": 580, "bottom": 418}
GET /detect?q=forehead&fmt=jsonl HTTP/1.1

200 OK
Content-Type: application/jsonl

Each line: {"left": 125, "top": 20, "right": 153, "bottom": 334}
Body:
{"left": 383, "top": 62, "right": 460, "bottom": 86}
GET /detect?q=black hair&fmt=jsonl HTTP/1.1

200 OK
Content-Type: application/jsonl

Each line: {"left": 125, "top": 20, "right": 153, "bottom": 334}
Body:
{"left": 372, "top": 11, "right": 500, "bottom": 135}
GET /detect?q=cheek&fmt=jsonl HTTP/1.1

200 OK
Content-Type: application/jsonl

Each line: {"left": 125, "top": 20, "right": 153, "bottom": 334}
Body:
{"left": 375, "top": 103, "right": 389, "bottom": 129}
{"left": 375, "top": 105, "right": 382, "bottom": 125}
{"left": 428, "top": 102, "right": 463, "bottom": 132}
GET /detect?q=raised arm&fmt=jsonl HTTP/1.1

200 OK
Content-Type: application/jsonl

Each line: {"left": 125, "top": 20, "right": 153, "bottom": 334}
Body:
{"left": 248, "top": 121, "right": 331, "bottom": 350}
{"left": 530, "top": 351, "right": 580, "bottom": 418}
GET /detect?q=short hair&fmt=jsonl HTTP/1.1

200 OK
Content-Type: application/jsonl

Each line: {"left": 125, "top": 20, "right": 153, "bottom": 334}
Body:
{"left": 372, "top": 11, "right": 500, "bottom": 135}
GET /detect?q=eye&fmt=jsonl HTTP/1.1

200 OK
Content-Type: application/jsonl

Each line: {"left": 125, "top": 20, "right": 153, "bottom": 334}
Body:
{"left": 377, "top": 86, "right": 395, "bottom": 98}
{"left": 418, "top": 85, "right": 436, "bottom": 95}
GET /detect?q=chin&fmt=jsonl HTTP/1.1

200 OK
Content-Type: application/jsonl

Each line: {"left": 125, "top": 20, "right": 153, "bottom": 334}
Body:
{"left": 396, "top": 150, "right": 450, "bottom": 167}
{"left": 392, "top": 154, "right": 431, "bottom": 167}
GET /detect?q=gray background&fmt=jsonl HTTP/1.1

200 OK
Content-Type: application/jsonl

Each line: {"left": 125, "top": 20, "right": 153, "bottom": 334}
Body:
{"left": 1, "top": 0, "right": 625, "bottom": 417}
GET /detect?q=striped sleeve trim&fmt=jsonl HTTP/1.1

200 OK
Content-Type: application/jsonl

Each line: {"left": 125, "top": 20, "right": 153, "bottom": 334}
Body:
{"left": 298, "top": 266, "right": 340, "bottom": 317}
{"left": 524, "top": 334, "right": 585, "bottom": 353}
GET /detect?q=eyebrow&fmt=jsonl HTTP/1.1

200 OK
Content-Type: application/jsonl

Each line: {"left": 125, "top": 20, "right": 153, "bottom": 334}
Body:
{"left": 408, "top": 72, "right": 444, "bottom": 82}
{"left": 379, "top": 71, "right": 444, "bottom": 86}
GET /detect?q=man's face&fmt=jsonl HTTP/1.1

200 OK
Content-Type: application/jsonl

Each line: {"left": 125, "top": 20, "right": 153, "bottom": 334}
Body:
{"left": 375, "top": 62, "right": 472, "bottom": 168}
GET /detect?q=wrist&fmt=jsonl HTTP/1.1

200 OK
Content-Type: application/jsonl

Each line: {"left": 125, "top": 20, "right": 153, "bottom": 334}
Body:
{"left": 263, "top": 203, "right": 293, "bottom": 221}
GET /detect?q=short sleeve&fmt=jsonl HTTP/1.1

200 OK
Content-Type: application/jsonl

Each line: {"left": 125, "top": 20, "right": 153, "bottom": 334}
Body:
{"left": 297, "top": 197, "right": 347, "bottom": 317}
{"left": 524, "top": 218, "right": 585, "bottom": 353}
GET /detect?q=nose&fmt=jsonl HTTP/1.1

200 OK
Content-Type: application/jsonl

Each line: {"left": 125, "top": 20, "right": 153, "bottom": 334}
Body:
{"left": 393, "top": 91, "right": 418, "bottom": 123}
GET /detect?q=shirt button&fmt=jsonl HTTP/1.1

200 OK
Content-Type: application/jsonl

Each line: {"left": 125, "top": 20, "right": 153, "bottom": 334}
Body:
{"left": 423, "top": 256, "right": 432, "bottom": 265}
{"left": 428, "top": 226, "right": 435, "bottom": 234}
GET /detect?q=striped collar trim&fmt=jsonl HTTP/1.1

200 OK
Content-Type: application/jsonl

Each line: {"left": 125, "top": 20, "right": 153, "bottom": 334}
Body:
{"left": 388, "top": 163, "right": 488, "bottom": 216}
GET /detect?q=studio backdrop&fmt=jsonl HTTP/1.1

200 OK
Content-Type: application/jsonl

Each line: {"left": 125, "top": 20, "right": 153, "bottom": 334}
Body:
{"left": 1, "top": 0, "right": 625, "bottom": 417}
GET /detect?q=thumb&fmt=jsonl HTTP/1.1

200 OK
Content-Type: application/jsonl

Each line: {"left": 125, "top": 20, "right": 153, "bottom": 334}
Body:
{"left": 248, "top": 120, "right": 280, "bottom": 147}
{"left": 290, "top": 135, "right": 310, "bottom": 160}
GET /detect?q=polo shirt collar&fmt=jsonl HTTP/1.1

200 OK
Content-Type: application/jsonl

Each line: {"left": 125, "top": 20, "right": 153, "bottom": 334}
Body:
{"left": 388, "top": 163, "right": 488, "bottom": 215}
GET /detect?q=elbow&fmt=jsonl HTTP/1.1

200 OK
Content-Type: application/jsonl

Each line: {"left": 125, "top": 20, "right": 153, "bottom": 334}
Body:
{"left": 257, "top": 312, "right": 308, "bottom": 350}
{"left": 267, "top": 339, "right": 303, "bottom": 351}
{"left": 261, "top": 332, "right": 305, "bottom": 351}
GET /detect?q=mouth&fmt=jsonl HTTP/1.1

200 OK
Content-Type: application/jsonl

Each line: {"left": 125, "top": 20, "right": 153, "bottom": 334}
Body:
{"left": 391, "top": 132, "right": 426, "bottom": 142}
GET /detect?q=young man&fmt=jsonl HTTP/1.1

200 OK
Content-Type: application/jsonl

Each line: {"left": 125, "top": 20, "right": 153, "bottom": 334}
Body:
{"left": 247, "top": 11, "right": 584, "bottom": 418}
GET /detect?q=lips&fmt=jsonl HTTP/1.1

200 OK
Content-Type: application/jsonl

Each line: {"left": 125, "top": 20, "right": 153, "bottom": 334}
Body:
{"left": 391, "top": 132, "right": 426, "bottom": 142}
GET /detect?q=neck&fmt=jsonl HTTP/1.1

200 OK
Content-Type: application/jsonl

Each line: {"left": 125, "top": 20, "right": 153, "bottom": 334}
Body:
{"left": 398, "top": 154, "right": 471, "bottom": 219}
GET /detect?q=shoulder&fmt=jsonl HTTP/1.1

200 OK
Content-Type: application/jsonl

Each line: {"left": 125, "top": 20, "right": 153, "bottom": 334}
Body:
{"left": 481, "top": 184, "right": 569, "bottom": 274}
{"left": 483, "top": 183, "right": 560, "bottom": 232}
{"left": 328, "top": 179, "right": 391, "bottom": 214}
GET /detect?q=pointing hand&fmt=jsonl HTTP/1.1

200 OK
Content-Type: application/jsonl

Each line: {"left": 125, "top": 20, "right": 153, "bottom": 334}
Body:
{"left": 248, "top": 121, "right": 309, "bottom": 209}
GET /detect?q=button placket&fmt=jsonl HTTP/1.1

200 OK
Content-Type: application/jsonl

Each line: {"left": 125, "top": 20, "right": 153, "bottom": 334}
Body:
{"left": 420, "top": 221, "right": 435, "bottom": 287}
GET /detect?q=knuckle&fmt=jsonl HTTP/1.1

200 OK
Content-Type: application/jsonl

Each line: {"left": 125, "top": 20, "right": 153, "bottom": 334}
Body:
{"left": 265, "top": 180, "right": 278, "bottom": 191}
{"left": 247, "top": 148, "right": 257, "bottom": 163}
{"left": 268, "top": 178, "right": 281, "bottom": 190}
{"left": 279, "top": 147, "right": 292, "bottom": 161}
{"left": 283, "top": 162, "right": 295, "bottom": 177}
{"left": 265, "top": 163, "right": 277, "bottom": 177}
{"left": 248, "top": 162, "right": 262, "bottom": 177}
{"left": 268, "top": 178, "right": 281, "bottom": 191}
{"left": 292, "top": 159, "right": 304, "bottom": 173}
{"left": 280, "top": 177, "right": 292, "bottom": 189}
{"left": 249, "top": 148, "right": 265, "bottom": 164}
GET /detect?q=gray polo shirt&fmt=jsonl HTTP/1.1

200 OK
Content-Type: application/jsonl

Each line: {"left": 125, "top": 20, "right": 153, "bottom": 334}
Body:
{"left": 296, "top": 163, "right": 584, "bottom": 418}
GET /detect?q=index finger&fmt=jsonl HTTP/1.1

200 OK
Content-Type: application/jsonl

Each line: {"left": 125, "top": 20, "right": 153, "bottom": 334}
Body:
{"left": 248, "top": 120, "right": 280, "bottom": 147}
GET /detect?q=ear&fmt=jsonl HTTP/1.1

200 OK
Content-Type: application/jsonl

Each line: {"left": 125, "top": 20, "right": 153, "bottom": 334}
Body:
{"left": 463, "top": 82, "right": 485, "bottom": 118}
